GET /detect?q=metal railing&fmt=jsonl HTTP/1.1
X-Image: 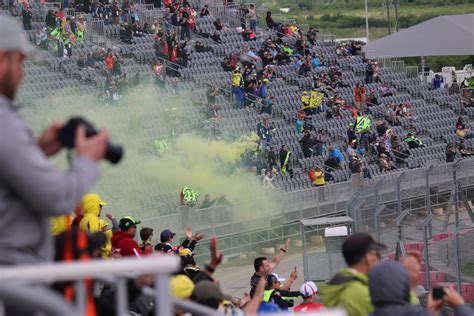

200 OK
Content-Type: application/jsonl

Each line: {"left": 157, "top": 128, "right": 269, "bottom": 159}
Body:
{"left": 208, "top": 4, "right": 241, "bottom": 28}
{"left": 85, "top": 18, "right": 106, "bottom": 47}
{"left": 406, "top": 65, "right": 419, "bottom": 78}
{"left": 137, "top": 5, "right": 165, "bottom": 27}
{"left": 141, "top": 179, "right": 356, "bottom": 256}
{"left": 0, "top": 255, "right": 191, "bottom": 316}
{"left": 139, "top": 157, "right": 474, "bottom": 261}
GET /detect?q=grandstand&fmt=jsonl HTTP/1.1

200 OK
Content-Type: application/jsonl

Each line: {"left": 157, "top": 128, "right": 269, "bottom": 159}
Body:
{"left": 5, "top": 0, "right": 474, "bottom": 255}
{"left": 0, "top": 0, "right": 473, "bottom": 314}
{"left": 8, "top": 0, "right": 472, "bottom": 225}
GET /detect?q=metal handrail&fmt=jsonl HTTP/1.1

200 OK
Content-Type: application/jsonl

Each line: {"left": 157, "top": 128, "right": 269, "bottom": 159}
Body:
{"left": 0, "top": 284, "right": 78, "bottom": 316}
{"left": 0, "top": 255, "right": 179, "bottom": 283}
{"left": 0, "top": 255, "right": 180, "bottom": 316}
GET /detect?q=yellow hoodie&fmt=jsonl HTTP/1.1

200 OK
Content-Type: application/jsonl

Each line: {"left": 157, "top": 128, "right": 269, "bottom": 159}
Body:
{"left": 79, "top": 194, "right": 112, "bottom": 259}
{"left": 50, "top": 215, "right": 74, "bottom": 236}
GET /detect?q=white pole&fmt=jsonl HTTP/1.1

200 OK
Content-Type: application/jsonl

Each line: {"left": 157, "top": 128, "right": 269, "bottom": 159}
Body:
{"left": 365, "top": 0, "right": 369, "bottom": 42}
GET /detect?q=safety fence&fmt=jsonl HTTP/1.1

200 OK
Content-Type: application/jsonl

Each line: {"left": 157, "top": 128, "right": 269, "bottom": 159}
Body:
{"left": 406, "top": 65, "right": 419, "bottom": 78}
{"left": 348, "top": 159, "right": 474, "bottom": 299}
{"left": 364, "top": 51, "right": 421, "bottom": 80}
{"left": 139, "top": 158, "right": 474, "bottom": 273}
{"left": 137, "top": 6, "right": 165, "bottom": 27}
{"left": 85, "top": 17, "right": 106, "bottom": 47}
{"left": 140, "top": 178, "right": 358, "bottom": 262}
{"left": 208, "top": 4, "right": 241, "bottom": 28}
{"left": 141, "top": 179, "right": 354, "bottom": 238}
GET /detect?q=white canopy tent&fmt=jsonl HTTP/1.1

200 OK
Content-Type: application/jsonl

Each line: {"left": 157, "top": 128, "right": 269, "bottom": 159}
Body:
{"left": 363, "top": 14, "right": 474, "bottom": 59}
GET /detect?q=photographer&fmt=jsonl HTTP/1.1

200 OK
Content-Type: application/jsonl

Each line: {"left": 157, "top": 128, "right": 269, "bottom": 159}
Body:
{"left": 0, "top": 15, "right": 108, "bottom": 265}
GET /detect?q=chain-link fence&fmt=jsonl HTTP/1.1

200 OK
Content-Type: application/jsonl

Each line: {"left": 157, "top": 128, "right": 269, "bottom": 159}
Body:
{"left": 348, "top": 160, "right": 474, "bottom": 302}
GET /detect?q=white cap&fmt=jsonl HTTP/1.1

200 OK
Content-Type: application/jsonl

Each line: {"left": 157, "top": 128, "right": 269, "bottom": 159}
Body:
{"left": 0, "top": 15, "right": 39, "bottom": 58}
{"left": 274, "top": 273, "right": 286, "bottom": 282}
{"left": 268, "top": 273, "right": 286, "bottom": 283}
{"left": 300, "top": 281, "right": 318, "bottom": 298}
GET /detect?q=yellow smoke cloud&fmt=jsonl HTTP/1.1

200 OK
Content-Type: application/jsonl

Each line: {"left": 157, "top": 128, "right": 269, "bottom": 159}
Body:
{"left": 146, "top": 132, "right": 281, "bottom": 221}
{"left": 19, "top": 82, "right": 281, "bottom": 224}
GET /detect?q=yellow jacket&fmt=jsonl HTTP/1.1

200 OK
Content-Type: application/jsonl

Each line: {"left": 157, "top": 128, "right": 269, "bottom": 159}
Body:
{"left": 310, "top": 91, "right": 323, "bottom": 108}
{"left": 315, "top": 170, "right": 325, "bottom": 186}
{"left": 50, "top": 215, "right": 74, "bottom": 236}
{"left": 79, "top": 194, "right": 111, "bottom": 259}
{"left": 301, "top": 94, "right": 310, "bottom": 109}
{"left": 232, "top": 72, "right": 243, "bottom": 87}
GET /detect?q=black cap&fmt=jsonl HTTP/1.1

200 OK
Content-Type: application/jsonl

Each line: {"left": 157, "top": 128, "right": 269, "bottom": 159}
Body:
{"left": 160, "top": 229, "right": 176, "bottom": 242}
{"left": 118, "top": 216, "right": 141, "bottom": 230}
{"left": 342, "top": 233, "right": 387, "bottom": 266}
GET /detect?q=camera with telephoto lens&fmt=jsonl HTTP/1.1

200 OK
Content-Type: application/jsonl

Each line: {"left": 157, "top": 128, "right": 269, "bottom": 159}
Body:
{"left": 58, "top": 117, "right": 123, "bottom": 164}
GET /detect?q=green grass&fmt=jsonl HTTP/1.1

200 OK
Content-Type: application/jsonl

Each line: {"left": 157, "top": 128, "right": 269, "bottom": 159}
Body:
{"left": 462, "top": 262, "right": 474, "bottom": 277}
{"left": 258, "top": 0, "right": 474, "bottom": 39}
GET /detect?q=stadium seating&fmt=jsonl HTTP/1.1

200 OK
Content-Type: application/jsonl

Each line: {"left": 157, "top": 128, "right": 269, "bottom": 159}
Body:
{"left": 5, "top": 1, "right": 468, "bottom": 216}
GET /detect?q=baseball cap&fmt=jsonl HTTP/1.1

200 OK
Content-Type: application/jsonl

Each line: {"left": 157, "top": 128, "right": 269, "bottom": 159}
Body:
{"left": 300, "top": 281, "right": 318, "bottom": 298}
{"left": 160, "top": 229, "right": 176, "bottom": 242}
{"left": 0, "top": 15, "right": 39, "bottom": 58}
{"left": 192, "top": 281, "right": 231, "bottom": 301}
{"left": 342, "top": 232, "right": 387, "bottom": 266}
{"left": 118, "top": 216, "right": 141, "bottom": 230}
{"left": 169, "top": 275, "right": 195, "bottom": 299}
{"left": 266, "top": 273, "right": 286, "bottom": 285}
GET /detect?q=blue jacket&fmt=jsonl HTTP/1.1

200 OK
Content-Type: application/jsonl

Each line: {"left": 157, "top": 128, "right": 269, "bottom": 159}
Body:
{"left": 330, "top": 148, "right": 345, "bottom": 162}
{"left": 258, "top": 85, "right": 268, "bottom": 99}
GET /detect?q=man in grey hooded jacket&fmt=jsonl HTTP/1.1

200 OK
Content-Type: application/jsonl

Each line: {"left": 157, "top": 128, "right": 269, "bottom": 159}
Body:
{"left": 369, "top": 260, "right": 472, "bottom": 316}
{"left": 0, "top": 15, "right": 108, "bottom": 265}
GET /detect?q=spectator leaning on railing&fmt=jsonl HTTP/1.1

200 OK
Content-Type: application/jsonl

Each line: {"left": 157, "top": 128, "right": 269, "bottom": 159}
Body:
{"left": 0, "top": 15, "right": 108, "bottom": 266}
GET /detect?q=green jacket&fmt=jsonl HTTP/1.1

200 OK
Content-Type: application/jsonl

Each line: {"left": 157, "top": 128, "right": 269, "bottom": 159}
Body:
{"left": 319, "top": 268, "right": 373, "bottom": 316}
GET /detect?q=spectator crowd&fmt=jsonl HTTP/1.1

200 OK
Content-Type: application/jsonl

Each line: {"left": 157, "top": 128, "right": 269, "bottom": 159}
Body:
{"left": 44, "top": 194, "right": 474, "bottom": 316}
{"left": 37, "top": 199, "right": 474, "bottom": 316}
{"left": 1, "top": 2, "right": 474, "bottom": 315}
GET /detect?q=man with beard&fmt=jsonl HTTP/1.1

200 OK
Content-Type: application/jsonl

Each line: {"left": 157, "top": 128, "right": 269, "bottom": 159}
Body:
{"left": 0, "top": 15, "right": 108, "bottom": 266}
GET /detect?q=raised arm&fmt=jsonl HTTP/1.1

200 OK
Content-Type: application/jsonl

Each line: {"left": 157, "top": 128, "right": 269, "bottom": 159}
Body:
{"left": 280, "top": 267, "right": 298, "bottom": 291}
{"left": 268, "top": 238, "right": 291, "bottom": 272}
